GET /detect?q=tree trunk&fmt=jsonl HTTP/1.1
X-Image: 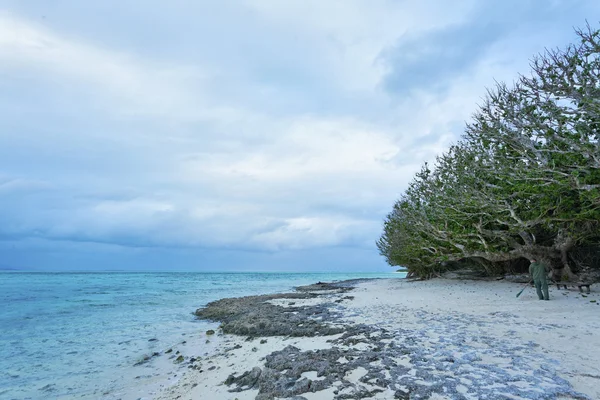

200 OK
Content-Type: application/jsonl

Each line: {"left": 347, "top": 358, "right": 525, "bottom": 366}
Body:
{"left": 555, "top": 231, "right": 577, "bottom": 280}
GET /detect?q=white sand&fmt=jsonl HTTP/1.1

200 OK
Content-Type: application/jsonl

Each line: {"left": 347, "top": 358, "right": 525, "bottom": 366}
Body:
{"left": 122, "top": 279, "right": 600, "bottom": 400}
{"left": 342, "top": 279, "right": 600, "bottom": 399}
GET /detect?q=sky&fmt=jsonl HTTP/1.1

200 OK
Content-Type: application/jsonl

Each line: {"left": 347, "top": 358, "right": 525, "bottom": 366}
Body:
{"left": 0, "top": 1, "right": 598, "bottom": 272}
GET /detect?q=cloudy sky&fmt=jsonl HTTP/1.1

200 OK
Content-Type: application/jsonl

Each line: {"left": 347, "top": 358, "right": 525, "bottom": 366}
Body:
{"left": 0, "top": 1, "right": 598, "bottom": 271}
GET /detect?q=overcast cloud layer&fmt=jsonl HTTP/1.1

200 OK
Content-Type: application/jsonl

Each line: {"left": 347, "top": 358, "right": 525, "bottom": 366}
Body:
{"left": 1, "top": 1, "right": 598, "bottom": 271}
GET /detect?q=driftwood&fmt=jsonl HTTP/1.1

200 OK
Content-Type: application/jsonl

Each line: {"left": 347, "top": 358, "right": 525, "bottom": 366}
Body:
{"left": 552, "top": 280, "right": 593, "bottom": 294}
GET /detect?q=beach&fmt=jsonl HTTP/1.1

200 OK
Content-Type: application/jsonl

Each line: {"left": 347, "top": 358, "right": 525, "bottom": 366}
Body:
{"left": 116, "top": 278, "right": 600, "bottom": 400}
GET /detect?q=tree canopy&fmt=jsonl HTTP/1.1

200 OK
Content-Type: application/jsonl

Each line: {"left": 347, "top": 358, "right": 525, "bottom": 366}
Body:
{"left": 378, "top": 25, "right": 600, "bottom": 279}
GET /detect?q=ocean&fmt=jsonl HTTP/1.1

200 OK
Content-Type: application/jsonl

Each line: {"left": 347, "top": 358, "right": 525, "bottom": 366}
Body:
{"left": 0, "top": 271, "right": 404, "bottom": 399}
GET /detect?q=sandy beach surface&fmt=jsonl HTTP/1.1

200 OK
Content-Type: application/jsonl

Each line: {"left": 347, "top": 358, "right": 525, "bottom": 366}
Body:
{"left": 115, "top": 278, "right": 600, "bottom": 400}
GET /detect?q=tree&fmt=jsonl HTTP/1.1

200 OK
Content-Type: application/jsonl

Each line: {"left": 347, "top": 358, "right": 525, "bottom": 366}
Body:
{"left": 379, "top": 25, "right": 600, "bottom": 278}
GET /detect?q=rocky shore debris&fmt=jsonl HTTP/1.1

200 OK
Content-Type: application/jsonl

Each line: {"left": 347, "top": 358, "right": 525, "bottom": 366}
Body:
{"left": 193, "top": 279, "right": 591, "bottom": 400}
{"left": 226, "top": 321, "right": 589, "bottom": 399}
{"left": 194, "top": 282, "right": 354, "bottom": 337}
{"left": 134, "top": 351, "right": 162, "bottom": 366}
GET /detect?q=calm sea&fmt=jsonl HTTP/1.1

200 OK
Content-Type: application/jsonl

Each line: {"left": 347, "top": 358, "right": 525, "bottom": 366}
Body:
{"left": 0, "top": 271, "right": 403, "bottom": 399}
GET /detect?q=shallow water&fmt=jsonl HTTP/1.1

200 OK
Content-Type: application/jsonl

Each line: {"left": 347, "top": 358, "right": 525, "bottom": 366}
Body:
{"left": 0, "top": 271, "right": 403, "bottom": 399}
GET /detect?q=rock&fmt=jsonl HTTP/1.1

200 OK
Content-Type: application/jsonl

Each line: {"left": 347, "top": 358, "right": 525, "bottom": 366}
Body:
{"left": 39, "top": 384, "right": 56, "bottom": 392}
{"left": 295, "top": 280, "right": 365, "bottom": 292}
{"left": 225, "top": 366, "right": 262, "bottom": 390}
{"left": 206, "top": 330, "right": 215, "bottom": 335}
{"left": 134, "top": 352, "right": 162, "bottom": 366}
{"left": 194, "top": 291, "right": 346, "bottom": 337}
{"left": 335, "top": 295, "right": 355, "bottom": 303}
{"left": 174, "top": 355, "right": 184, "bottom": 363}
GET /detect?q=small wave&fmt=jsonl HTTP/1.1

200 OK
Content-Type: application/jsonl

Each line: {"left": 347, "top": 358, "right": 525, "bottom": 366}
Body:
{"left": 8, "top": 296, "right": 37, "bottom": 302}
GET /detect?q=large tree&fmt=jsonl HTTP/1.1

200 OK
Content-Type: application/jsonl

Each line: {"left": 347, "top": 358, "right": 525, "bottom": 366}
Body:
{"left": 379, "top": 25, "right": 600, "bottom": 278}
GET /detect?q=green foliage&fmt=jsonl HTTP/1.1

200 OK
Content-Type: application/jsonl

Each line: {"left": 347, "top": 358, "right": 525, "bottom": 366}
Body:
{"left": 379, "top": 24, "right": 600, "bottom": 278}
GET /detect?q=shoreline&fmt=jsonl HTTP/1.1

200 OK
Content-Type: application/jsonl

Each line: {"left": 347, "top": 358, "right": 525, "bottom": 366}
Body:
{"left": 127, "top": 278, "right": 599, "bottom": 400}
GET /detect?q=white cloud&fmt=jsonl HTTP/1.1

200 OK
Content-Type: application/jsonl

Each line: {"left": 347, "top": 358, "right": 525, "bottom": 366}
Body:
{"left": 242, "top": 0, "right": 478, "bottom": 92}
{"left": 178, "top": 117, "right": 401, "bottom": 183}
{"left": 0, "top": 11, "right": 219, "bottom": 122}
{"left": 1, "top": 2, "right": 596, "bottom": 261}
{"left": 249, "top": 215, "right": 376, "bottom": 251}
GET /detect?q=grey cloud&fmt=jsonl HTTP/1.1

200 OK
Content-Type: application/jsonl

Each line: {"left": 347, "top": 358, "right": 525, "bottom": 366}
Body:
{"left": 381, "top": 22, "right": 504, "bottom": 95}
{"left": 380, "top": 0, "right": 596, "bottom": 96}
{"left": 0, "top": 236, "right": 388, "bottom": 271}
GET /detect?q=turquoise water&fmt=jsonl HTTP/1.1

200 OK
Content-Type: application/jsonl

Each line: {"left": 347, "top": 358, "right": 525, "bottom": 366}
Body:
{"left": 0, "top": 271, "right": 403, "bottom": 399}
